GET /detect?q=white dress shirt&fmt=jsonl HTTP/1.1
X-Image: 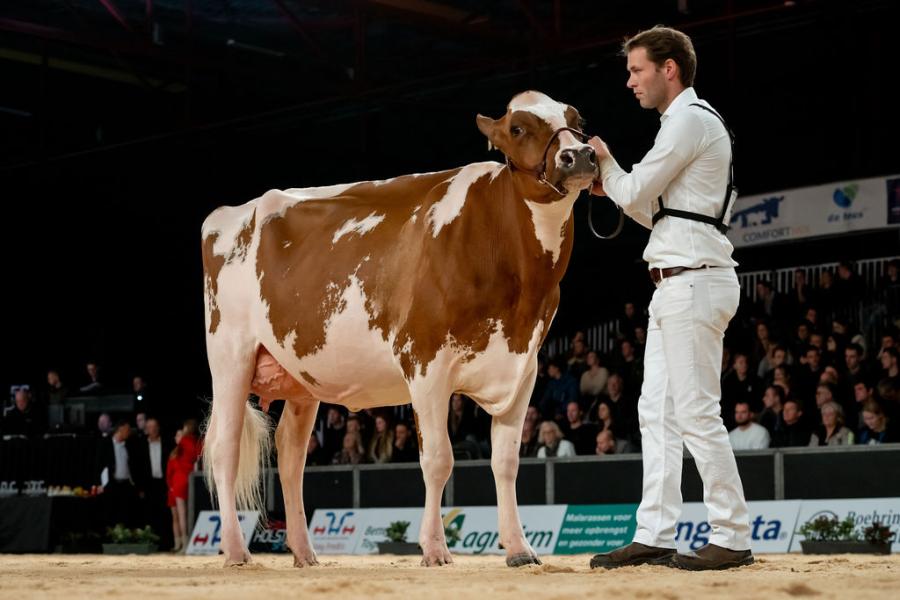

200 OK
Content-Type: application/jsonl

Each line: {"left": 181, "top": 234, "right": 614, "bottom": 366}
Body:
{"left": 148, "top": 439, "right": 163, "bottom": 479}
{"left": 600, "top": 87, "right": 738, "bottom": 270}
{"left": 113, "top": 439, "right": 131, "bottom": 481}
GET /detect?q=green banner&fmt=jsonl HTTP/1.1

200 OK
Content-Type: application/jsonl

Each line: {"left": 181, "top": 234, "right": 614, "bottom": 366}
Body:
{"left": 554, "top": 504, "right": 638, "bottom": 554}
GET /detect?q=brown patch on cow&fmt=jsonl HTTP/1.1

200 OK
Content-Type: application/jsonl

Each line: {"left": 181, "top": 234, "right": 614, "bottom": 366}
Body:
{"left": 229, "top": 209, "right": 256, "bottom": 263}
{"left": 254, "top": 165, "right": 572, "bottom": 381}
{"left": 300, "top": 371, "right": 319, "bottom": 387}
{"left": 412, "top": 408, "right": 424, "bottom": 454}
{"left": 202, "top": 232, "right": 227, "bottom": 334}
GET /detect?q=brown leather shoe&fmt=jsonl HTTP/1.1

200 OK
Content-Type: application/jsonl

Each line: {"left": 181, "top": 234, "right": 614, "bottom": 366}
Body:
{"left": 672, "top": 544, "right": 754, "bottom": 571}
{"left": 590, "top": 542, "right": 675, "bottom": 569}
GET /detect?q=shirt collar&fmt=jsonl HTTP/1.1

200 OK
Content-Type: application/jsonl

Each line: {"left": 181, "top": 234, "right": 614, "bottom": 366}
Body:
{"left": 660, "top": 87, "right": 697, "bottom": 122}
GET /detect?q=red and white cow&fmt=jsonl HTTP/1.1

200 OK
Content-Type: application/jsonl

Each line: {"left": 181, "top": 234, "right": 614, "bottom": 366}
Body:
{"left": 200, "top": 91, "right": 597, "bottom": 567}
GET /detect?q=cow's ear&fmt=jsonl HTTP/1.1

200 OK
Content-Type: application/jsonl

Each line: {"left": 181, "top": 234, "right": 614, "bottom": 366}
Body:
{"left": 476, "top": 114, "right": 503, "bottom": 151}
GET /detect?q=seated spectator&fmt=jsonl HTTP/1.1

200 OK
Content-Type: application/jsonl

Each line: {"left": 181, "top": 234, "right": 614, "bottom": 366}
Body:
{"left": 305, "top": 433, "right": 330, "bottom": 466}
{"left": 761, "top": 345, "right": 791, "bottom": 386}
{"left": 728, "top": 401, "right": 770, "bottom": 450}
{"left": 595, "top": 430, "right": 617, "bottom": 455}
{"left": 1, "top": 387, "right": 44, "bottom": 437}
{"left": 525, "top": 405, "right": 541, "bottom": 431}
{"left": 580, "top": 351, "right": 610, "bottom": 399}
{"left": 878, "top": 347, "right": 900, "bottom": 399}
{"left": 722, "top": 353, "right": 764, "bottom": 430}
{"left": 589, "top": 374, "right": 638, "bottom": 436}
{"left": 850, "top": 379, "right": 876, "bottom": 428}
{"left": 771, "top": 399, "right": 811, "bottom": 447}
{"left": 809, "top": 401, "right": 854, "bottom": 446}
{"left": 520, "top": 419, "right": 540, "bottom": 458}
{"left": 772, "top": 365, "right": 793, "bottom": 399}
{"left": 563, "top": 401, "right": 598, "bottom": 455}
{"left": 795, "top": 345, "right": 824, "bottom": 407}
{"left": 758, "top": 384, "right": 785, "bottom": 437}
{"left": 567, "top": 337, "right": 590, "bottom": 380}
{"left": 539, "top": 360, "right": 579, "bottom": 421}
{"left": 367, "top": 413, "right": 394, "bottom": 464}
{"left": 615, "top": 339, "right": 643, "bottom": 392}
{"left": 858, "top": 400, "right": 900, "bottom": 445}
{"left": 844, "top": 343, "right": 871, "bottom": 383}
{"left": 448, "top": 393, "right": 477, "bottom": 443}
{"left": 391, "top": 421, "right": 418, "bottom": 463}
{"left": 752, "top": 321, "right": 775, "bottom": 371}
{"left": 536, "top": 421, "right": 575, "bottom": 458}
{"left": 334, "top": 431, "right": 367, "bottom": 464}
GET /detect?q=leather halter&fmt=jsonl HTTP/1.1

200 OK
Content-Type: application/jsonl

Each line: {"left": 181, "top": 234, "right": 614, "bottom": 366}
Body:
{"left": 504, "top": 126, "right": 590, "bottom": 196}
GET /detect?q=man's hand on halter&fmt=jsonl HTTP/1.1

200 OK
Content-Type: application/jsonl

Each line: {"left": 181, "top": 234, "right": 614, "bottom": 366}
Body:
{"left": 587, "top": 136, "right": 610, "bottom": 197}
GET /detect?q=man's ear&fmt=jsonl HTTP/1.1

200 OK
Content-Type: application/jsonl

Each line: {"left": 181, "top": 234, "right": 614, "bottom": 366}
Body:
{"left": 477, "top": 114, "right": 502, "bottom": 151}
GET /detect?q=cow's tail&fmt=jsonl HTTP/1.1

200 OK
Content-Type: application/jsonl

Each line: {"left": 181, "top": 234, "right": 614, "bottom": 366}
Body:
{"left": 202, "top": 400, "right": 271, "bottom": 517}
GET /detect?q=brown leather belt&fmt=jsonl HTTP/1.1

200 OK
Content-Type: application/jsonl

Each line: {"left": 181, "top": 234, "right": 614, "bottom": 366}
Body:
{"left": 649, "top": 265, "right": 712, "bottom": 285}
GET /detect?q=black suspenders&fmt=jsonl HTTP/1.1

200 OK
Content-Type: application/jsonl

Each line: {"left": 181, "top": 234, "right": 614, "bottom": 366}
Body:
{"left": 651, "top": 103, "right": 736, "bottom": 235}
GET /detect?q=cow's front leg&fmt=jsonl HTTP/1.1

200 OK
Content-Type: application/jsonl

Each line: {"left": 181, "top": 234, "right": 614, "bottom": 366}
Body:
{"left": 412, "top": 400, "right": 454, "bottom": 566}
{"left": 275, "top": 398, "right": 320, "bottom": 567}
{"left": 491, "top": 368, "right": 541, "bottom": 567}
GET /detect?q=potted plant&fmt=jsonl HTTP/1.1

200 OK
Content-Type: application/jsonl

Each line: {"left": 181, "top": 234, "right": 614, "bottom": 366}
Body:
{"left": 102, "top": 524, "right": 160, "bottom": 555}
{"left": 377, "top": 521, "right": 419, "bottom": 555}
{"left": 798, "top": 516, "right": 894, "bottom": 555}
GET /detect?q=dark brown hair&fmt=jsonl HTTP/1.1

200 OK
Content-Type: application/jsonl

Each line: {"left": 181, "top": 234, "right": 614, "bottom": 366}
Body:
{"left": 622, "top": 25, "right": 697, "bottom": 87}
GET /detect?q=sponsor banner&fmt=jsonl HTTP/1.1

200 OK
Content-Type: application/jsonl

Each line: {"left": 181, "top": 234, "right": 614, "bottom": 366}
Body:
{"left": 789, "top": 498, "right": 900, "bottom": 552}
{"left": 250, "top": 518, "right": 289, "bottom": 553}
{"left": 186, "top": 510, "right": 259, "bottom": 555}
{"left": 675, "top": 501, "right": 801, "bottom": 553}
{"left": 310, "top": 508, "right": 369, "bottom": 554}
{"left": 727, "top": 174, "right": 900, "bottom": 248}
{"left": 555, "top": 504, "right": 637, "bottom": 554}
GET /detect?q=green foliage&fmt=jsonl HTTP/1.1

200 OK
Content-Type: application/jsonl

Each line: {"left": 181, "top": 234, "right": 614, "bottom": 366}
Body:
{"left": 385, "top": 521, "right": 411, "bottom": 543}
{"left": 797, "top": 516, "right": 860, "bottom": 542}
{"left": 106, "top": 524, "right": 160, "bottom": 545}
{"left": 863, "top": 522, "right": 896, "bottom": 545}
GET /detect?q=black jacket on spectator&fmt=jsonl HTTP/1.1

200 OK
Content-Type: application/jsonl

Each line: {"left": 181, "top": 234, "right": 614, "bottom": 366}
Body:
{"left": 566, "top": 422, "right": 600, "bottom": 456}
{"left": 721, "top": 372, "right": 764, "bottom": 429}
{"left": 97, "top": 436, "right": 140, "bottom": 485}
{"left": 771, "top": 420, "right": 811, "bottom": 447}
{"left": 131, "top": 436, "right": 174, "bottom": 492}
{"left": 1, "top": 406, "right": 44, "bottom": 437}
{"left": 390, "top": 442, "right": 419, "bottom": 463}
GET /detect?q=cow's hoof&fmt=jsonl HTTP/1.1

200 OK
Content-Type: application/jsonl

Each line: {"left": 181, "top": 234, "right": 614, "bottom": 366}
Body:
{"left": 292, "top": 553, "right": 319, "bottom": 568}
{"left": 420, "top": 553, "right": 453, "bottom": 567}
{"left": 506, "top": 553, "right": 542, "bottom": 567}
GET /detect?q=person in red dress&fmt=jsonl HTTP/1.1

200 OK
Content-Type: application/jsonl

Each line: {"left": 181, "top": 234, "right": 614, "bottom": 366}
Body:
{"left": 167, "top": 420, "right": 201, "bottom": 552}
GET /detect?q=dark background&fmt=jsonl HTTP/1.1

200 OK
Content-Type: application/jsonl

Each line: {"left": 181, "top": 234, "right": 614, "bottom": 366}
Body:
{"left": 2, "top": 0, "right": 898, "bottom": 421}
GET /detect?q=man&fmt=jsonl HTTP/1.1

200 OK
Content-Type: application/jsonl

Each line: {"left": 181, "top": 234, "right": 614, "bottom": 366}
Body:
{"left": 771, "top": 399, "right": 811, "bottom": 447}
{"left": 98, "top": 420, "right": 139, "bottom": 527}
{"left": 390, "top": 421, "right": 419, "bottom": 463}
{"left": 595, "top": 429, "right": 617, "bottom": 455}
{"left": 728, "top": 401, "right": 770, "bottom": 450}
{"left": 587, "top": 26, "right": 753, "bottom": 571}
{"left": 1, "top": 387, "right": 44, "bottom": 437}
{"left": 133, "top": 418, "right": 172, "bottom": 547}
{"left": 563, "top": 400, "right": 599, "bottom": 455}
{"left": 721, "top": 353, "right": 763, "bottom": 430}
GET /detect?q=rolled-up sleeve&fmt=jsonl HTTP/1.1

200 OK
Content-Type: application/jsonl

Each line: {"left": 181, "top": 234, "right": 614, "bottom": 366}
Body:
{"left": 600, "top": 112, "right": 706, "bottom": 230}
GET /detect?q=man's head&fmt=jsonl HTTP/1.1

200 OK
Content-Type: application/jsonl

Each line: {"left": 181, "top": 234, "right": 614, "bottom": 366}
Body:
{"left": 47, "top": 370, "right": 61, "bottom": 387}
{"left": 882, "top": 346, "right": 899, "bottom": 371}
{"left": 805, "top": 346, "right": 822, "bottom": 370}
{"left": 622, "top": 26, "right": 696, "bottom": 113}
{"left": 809, "top": 334, "right": 824, "bottom": 350}
{"left": 853, "top": 380, "right": 873, "bottom": 404}
{"left": 815, "top": 383, "right": 836, "bottom": 408}
{"left": 477, "top": 91, "right": 597, "bottom": 197}
{"left": 135, "top": 411, "right": 147, "bottom": 433}
{"left": 607, "top": 373, "right": 624, "bottom": 398}
{"left": 113, "top": 420, "right": 131, "bottom": 442}
{"left": 395, "top": 422, "right": 411, "bottom": 447}
{"left": 97, "top": 412, "right": 112, "bottom": 434}
{"left": 145, "top": 417, "right": 160, "bottom": 441}
{"left": 572, "top": 339, "right": 587, "bottom": 358}
{"left": 595, "top": 430, "right": 616, "bottom": 455}
{"left": 733, "top": 353, "right": 749, "bottom": 377}
{"left": 526, "top": 405, "right": 540, "bottom": 426}
{"left": 782, "top": 399, "right": 803, "bottom": 426}
{"left": 86, "top": 362, "right": 99, "bottom": 380}
{"left": 620, "top": 339, "right": 634, "bottom": 361}
{"left": 547, "top": 361, "right": 563, "bottom": 380}
{"left": 772, "top": 346, "right": 788, "bottom": 368}
{"left": 14, "top": 388, "right": 31, "bottom": 412}
{"left": 133, "top": 376, "right": 146, "bottom": 393}
{"left": 845, "top": 343, "right": 863, "bottom": 371}
{"left": 566, "top": 401, "right": 583, "bottom": 426}
{"left": 763, "top": 385, "right": 785, "bottom": 410}
{"left": 734, "top": 401, "right": 752, "bottom": 428}
{"left": 837, "top": 262, "right": 853, "bottom": 280}
{"left": 346, "top": 415, "right": 361, "bottom": 434}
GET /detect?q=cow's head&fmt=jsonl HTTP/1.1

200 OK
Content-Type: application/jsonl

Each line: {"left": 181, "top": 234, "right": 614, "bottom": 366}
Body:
{"left": 477, "top": 91, "right": 597, "bottom": 199}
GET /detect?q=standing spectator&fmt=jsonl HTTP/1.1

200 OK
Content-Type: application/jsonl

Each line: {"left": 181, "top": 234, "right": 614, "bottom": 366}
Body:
{"left": 2, "top": 387, "right": 44, "bottom": 437}
{"left": 80, "top": 361, "right": 104, "bottom": 394}
{"left": 540, "top": 360, "right": 579, "bottom": 421}
{"left": 858, "top": 400, "right": 900, "bottom": 445}
{"left": 753, "top": 280, "right": 789, "bottom": 330}
{"left": 728, "top": 401, "right": 770, "bottom": 450}
{"left": 96, "top": 412, "right": 113, "bottom": 437}
{"left": 134, "top": 411, "right": 148, "bottom": 440}
{"left": 722, "top": 353, "right": 763, "bottom": 430}
{"left": 771, "top": 399, "right": 811, "bottom": 447}
{"left": 44, "top": 369, "right": 68, "bottom": 406}
{"left": 391, "top": 421, "right": 418, "bottom": 463}
{"left": 580, "top": 351, "right": 610, "bottom": 399}
{"left": 816, "top": 270, "right": 835, "bottom": 320}
{"left": 809, "top": 402, "right": 854, "bottom": 446}
{"left": 367, "top": 413, "right": 394, "bottom": 464}
{"left": 166, "top": 421, "right": 201, "bottom": 552}
{"left": 563, "top": 401, "right": 599, "bottom": 455}
{"left": 536, "top": 421, "right": 575, "bottom": 458}
{"left": 134, "top": 417, "right": 172, "bottom": 548}
{"left": 99, "top": 420, "right": 139, "bottom": 527}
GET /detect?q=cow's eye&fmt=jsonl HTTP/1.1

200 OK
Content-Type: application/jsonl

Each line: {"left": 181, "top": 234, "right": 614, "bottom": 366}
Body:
{"left": 511, "top": 126, "right": 524, "bottom": 137}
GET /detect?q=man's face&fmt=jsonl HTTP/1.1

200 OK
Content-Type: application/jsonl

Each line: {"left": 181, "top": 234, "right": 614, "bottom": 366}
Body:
{"left": 763, "top": 387, "right": 781, "bottom": 408}
{"left": 395, "top": 424, "right": 409, "bottom": 446}
{"left": 566, "top": 402, "right": 581, "bottom": 424}
{"left": 734, "top": 403, "right": 751, "bottom": 426}
{"left": 797, "top": 324, "right": 809, "bottom": 340}
{"left": 734, "top": 355, "right": 748, "bottom": 375}
{"left": 621, "top": 341, "right": 633, "bottom": 359}
{"left": 135, "top": 413, "right": 147, "bottom": 432}
{"left": 133, "top": 377, "right": 144, "bottom": 392}
{"left": 87, "top": 363, "right": 98, "bottom": 379}
{"left": 626, "top": 47, "right": 668, "bottom": 110}
{"left": 783, "top": 403, "right": 801, "bottom": 425}
{"left": 815, "top": 386, "right": 832, "bottom": 407}
{"left": 807, "top": 350, "right": 821, "bottom": 370}
{"left": 114, "top": 424, "right": 130, "bottom": 442}
{"left": 47, "top": 371, "right": 60, "bottom": 387}
{"left": 810, "top": 334, "right": 823, "bottom": 350}
{"left": 596, "top": 432, "right": 615, "bottom": 454}
{"left": 854, "top": 383, "right": 869, "bottom": 403}
{"left": 146, "top": 419, "right": 160, "bottom": 439}
{"left": 845, "top": 348, "right": 860, "bottom": 370}
{"left": 548, "top": 365, "right": 561, "bottom": 379}
{"left": 14, "top": 390, "right": 29, "bottom": 411}
{"left": 881, "top": 352, "right": 892, "bottom": 370}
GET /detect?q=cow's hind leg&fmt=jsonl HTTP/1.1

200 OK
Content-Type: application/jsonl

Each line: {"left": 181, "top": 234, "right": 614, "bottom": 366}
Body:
{"left": 202, "top": 336, "right": 263, "bottom": 567}
{"left": 276, "top": 397, "right": 320, "bottom": 567}
{"left": 412, "top": 394, "right": 454, "bottom": 566}
{"left": 491, "top": 365, "right": 541, "bottom": 567}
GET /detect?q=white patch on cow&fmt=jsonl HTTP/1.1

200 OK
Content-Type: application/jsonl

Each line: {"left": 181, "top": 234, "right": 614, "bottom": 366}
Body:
{"left": 523, "top": 192, "right": 579, "bottom": 264}
{"left": 426, "top": 162, "right": 502, "bottom": 237}
{"left": 332, "top": 212, "right": 385, "bottom": 244}
{"left": 508, "top": 91, "right": 568, "bottom": 130}
{"left": 202, "top": 202, "right": 257, "bottom": 256}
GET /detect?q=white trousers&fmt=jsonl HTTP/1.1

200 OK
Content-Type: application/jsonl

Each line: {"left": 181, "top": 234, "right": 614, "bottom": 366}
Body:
{"left": 632, "top": 267, "right": 752, "bottom": 551}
